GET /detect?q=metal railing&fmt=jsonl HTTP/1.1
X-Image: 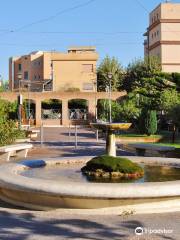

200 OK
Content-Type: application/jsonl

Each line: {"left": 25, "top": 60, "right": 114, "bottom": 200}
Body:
{"left": 69, "top": 109, "right": 88, "bottom": 120}
{"left": 41, "top": 109, "right": 62, "bottom": 119}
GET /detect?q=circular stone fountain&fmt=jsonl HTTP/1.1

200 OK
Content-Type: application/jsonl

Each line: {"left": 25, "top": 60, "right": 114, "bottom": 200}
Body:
{"left": 91, "top": 123, "right": 132, "bottom": 157}
{"left": 0, "top": 156, "right": 180, "bottom": 214}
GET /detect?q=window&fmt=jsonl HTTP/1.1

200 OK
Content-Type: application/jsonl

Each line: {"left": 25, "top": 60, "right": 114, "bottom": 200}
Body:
{"left": 24, "top": 71, "right": 28, "bottom": 80}
{"left": 82, "top": 64, "right": 93, "bottom": 73}
{"left": 18, "top": 64, "right": 22, "bottom": 71}
{"left": 34, "top": 75, "right": 36, "bottom": 80}
{"left": 38, "top": 61, "right": 41, "bottom": 66}
{"left": 152, "top": 33, "right": 154, "bottom": 39}
{"left": 157, "top": 30, "right": 159, "bottom": 36}
{"left": 39, "top": 75, "right": 41, "bottom": 79}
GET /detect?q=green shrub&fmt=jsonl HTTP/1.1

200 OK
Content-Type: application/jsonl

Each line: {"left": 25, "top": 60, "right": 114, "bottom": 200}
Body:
{"left": 0, "top": 125, "right": 26, "bottom": 146}
{"left": 0, "top": 99, "right": 18, "bottom": 121}
{"left": 0, "top": 99, "right": 25, "bottom": 146}
{"left": 138, "top": 108, "right": 147, "bottom": 134}
{"left": 138, "top": 109, "right": 157, "bottom": 135}
{"left": 145, "top": 110, "right": 157, "bottom": 136}
{"left": 0, "top": 120, "right": 25, "bottom": 146}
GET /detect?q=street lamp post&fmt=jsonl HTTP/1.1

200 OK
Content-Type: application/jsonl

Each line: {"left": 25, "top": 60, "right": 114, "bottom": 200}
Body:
{"left": 17, "top": 75, "right": 23, "bottom": 129}
{"left": 17, "top": 94, "right": 23, "bottom": 129}
{"left": 92, "top": 79, "right": 97, "bottom": 122}
{"left": 19, "top": 80, "right": 31, "bottom": 129}
{"left": 27, "top": 83, "right": 31, "bottom": 129}
{"left": 107, "top": 73, "right": 113, "bottom": 123}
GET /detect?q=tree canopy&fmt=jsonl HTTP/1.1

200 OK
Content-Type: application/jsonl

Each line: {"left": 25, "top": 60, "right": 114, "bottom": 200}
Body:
{"left": 97, "top": 56, "right": 124, "bottom": 91}
{"left": 122, "top": 57, "right": 177, "bottom": 110}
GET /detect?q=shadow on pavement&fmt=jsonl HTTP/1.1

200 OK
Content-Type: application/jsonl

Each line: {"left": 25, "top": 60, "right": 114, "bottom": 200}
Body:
{"left": 0, "top": 211, "right": 129, "bottom": 240}
{"left": 31, "top": 141, "right": 134, "bottom": 157}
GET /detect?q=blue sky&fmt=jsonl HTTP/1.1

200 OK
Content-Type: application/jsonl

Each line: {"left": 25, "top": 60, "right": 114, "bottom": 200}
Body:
{"left": 0, "top": 0, "right": 180, "bottom": 79}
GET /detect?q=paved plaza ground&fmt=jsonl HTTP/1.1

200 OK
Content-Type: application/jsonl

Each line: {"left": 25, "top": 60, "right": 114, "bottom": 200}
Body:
{"left": 0, "top": 127, "right": 179, "bottom": 240}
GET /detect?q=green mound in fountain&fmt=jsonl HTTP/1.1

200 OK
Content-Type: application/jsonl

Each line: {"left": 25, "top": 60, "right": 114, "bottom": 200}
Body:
{"left": 91, "top": 122, "right": 132, "bottom": 157}
{"left": 81, "top": 155, "right": 144, "bottom": 179}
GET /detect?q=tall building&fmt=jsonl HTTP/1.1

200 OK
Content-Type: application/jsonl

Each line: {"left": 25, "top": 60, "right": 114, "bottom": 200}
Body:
{"left": 144, "top": 1, "right": 180, "bottom": 72}
{"left": 9, "top": 47, "right": 98, "bottom": 92}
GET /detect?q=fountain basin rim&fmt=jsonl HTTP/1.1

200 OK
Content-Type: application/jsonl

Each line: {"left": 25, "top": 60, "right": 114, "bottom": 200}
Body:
{"left": 0, "top": 156, "right": 180, "bottom": 199}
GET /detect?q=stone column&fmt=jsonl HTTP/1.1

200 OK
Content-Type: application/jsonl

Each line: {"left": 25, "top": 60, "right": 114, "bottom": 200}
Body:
{"left": 35, "top": 100, "right": 42, "bottom": 126}
{"left": 88, "top": 99, "right": 95, "bottom": 122}
{"left": 62, "top": 99, "right": 69, "bottom": 126}
{"left": 106, "top": 130, "right": 116, "bottom": 157}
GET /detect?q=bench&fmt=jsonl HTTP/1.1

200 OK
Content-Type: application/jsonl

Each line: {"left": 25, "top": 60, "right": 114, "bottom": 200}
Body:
{"left": 129, "top": 143, "right": 175, "bottom": 157}
{"left": 27, "top": 129, "right": 40, "bottom": 138}
{"left": 0, "top": 143, "right": 33, "bottom": 161}
{"left": 21, "top": 125, "right": 40, "bottom": 138}
{"left": 21, "top": 124, "right": 30, "bottom": 130}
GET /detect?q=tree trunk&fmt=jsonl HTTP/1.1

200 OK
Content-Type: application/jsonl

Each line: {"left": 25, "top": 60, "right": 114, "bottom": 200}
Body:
{"left": 172, "top": 124, "right": 176, "bottom": 143}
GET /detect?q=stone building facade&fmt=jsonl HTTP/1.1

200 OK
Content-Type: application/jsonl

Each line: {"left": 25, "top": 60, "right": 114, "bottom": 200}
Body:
{"left": 9, "top": 47, "right": 98, "bottom": 92}
{"left": 144, "top": 2, "right": 180, "bottom": 72}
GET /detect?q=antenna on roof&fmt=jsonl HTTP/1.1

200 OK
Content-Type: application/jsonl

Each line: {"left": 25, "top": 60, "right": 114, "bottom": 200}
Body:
{"left": 165, "top": 0, "right": 171, "bottom": 3}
